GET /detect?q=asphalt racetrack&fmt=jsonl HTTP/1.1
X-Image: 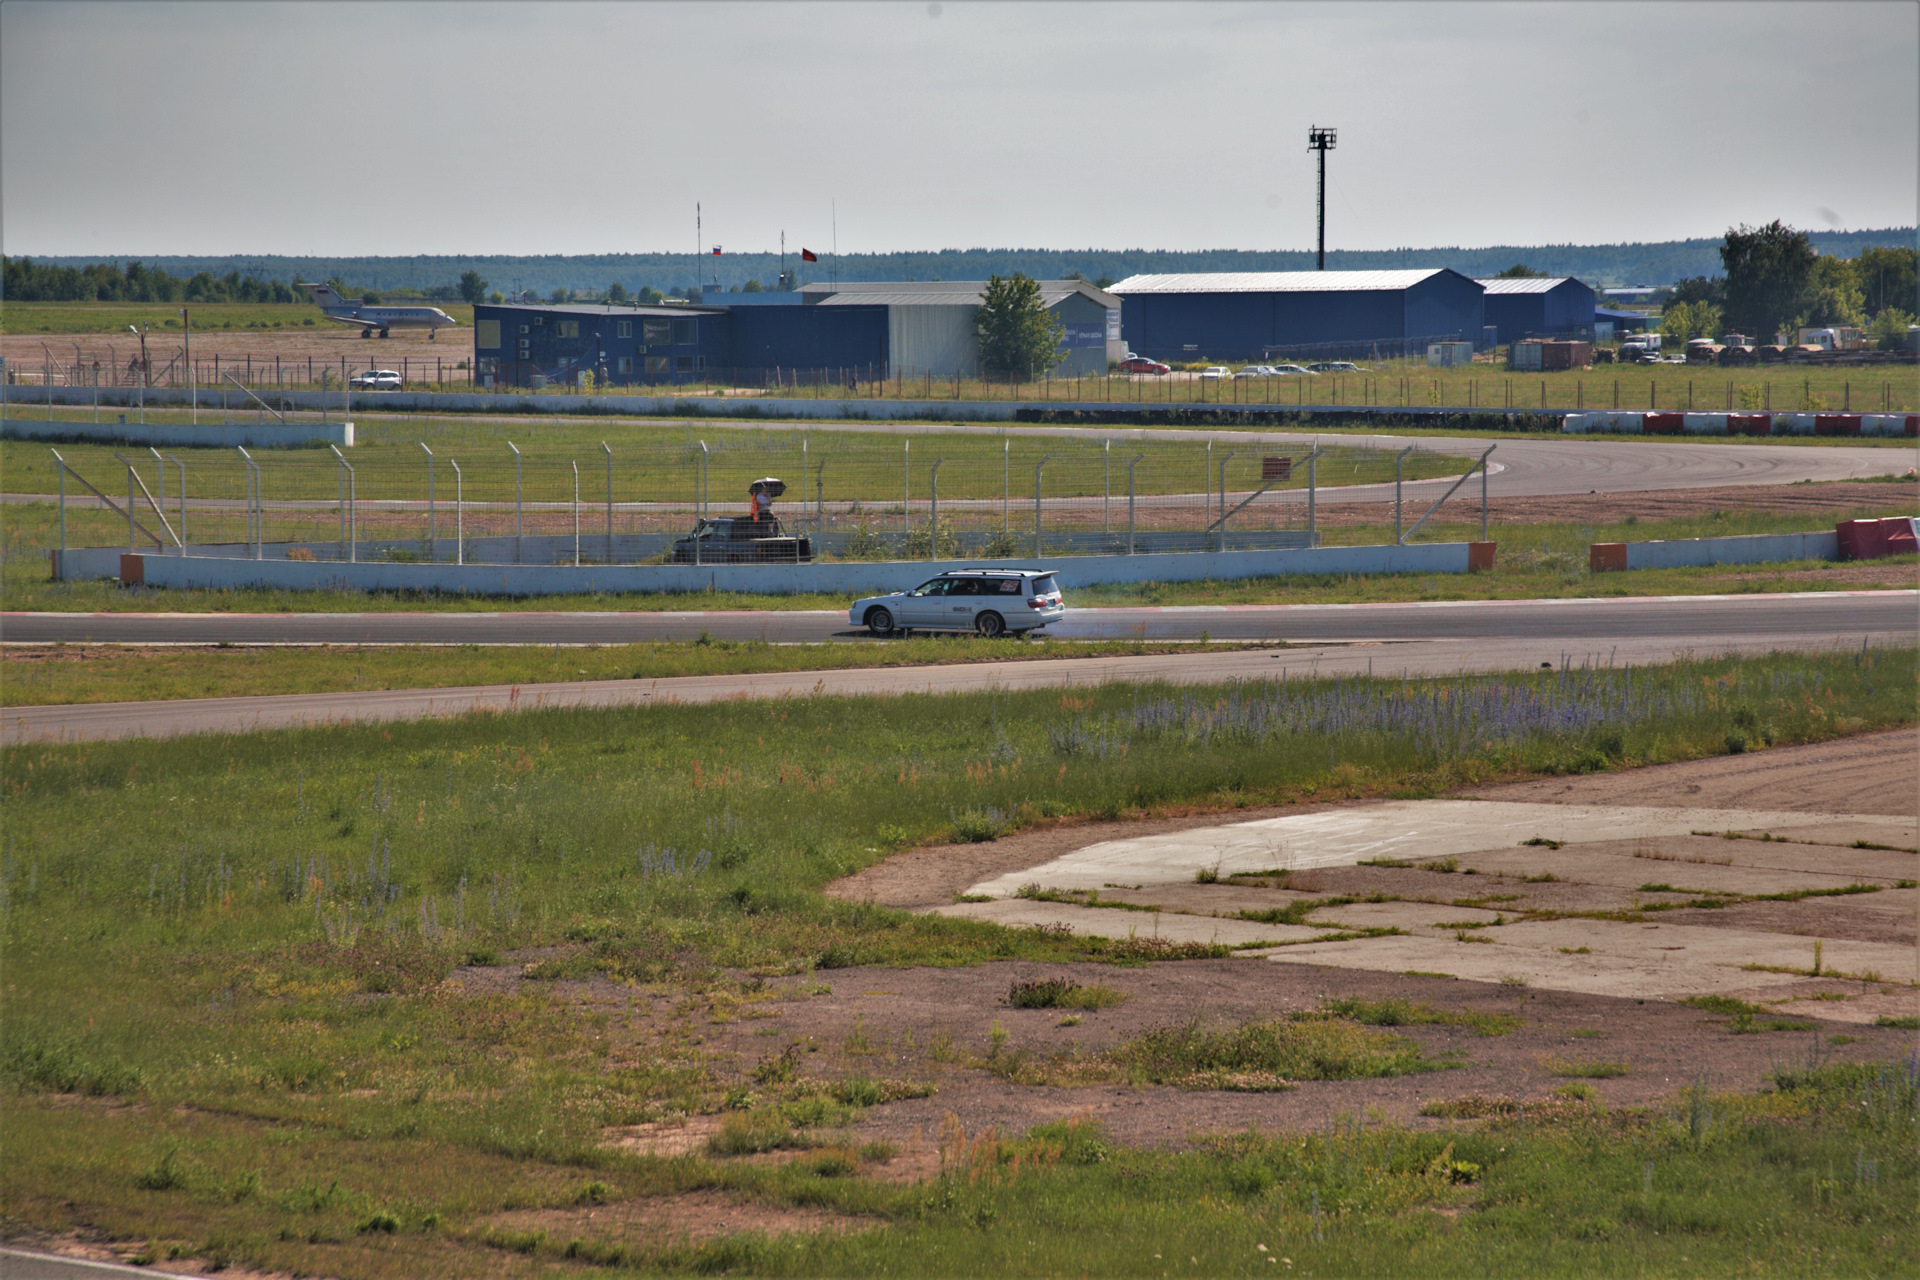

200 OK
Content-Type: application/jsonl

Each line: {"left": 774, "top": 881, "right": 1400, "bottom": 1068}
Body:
{"left": 3, "top": 590, "right": 1911, "bottom": 647}
{"left": 5, "top": 592, "right": 1911, "bottom": 744}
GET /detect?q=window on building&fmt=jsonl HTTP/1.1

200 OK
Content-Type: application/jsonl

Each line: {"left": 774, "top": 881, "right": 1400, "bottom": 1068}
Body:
{"left": 616, "top": 321, "right": 632, "bottom": 338}
{"left": 554, "top": 320, "right": 579, "bottom": 339}
{"left": 642, "top": 319, "right": 672, "bottom": 345}
{"left": 476, "top": 319, "right": 501, "bottom": 349}
{"left": 645, "top": 355, "right": 671, "bottom": 376}
{"left": 671, "top": 318, "right": 696, "bottom": 345}
{"left": 615, "top": 356, "right": 632, "bottom": 374}
{"left": 675, "top": 355, "right": 695, "bottom": 373}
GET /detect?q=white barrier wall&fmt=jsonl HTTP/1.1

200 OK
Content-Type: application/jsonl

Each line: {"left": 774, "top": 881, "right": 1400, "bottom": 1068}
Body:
{"left": 1621, "top": 531, "right": 1839, "bottom": 570}
{"left": 105, "top": 540, "right": 1484, "bottom": 596}
{"left": 1565, "top": 411, "right": 1916, "bottom": 438}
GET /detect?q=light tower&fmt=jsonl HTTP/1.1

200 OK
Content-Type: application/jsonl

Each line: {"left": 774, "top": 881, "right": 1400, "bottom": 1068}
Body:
{"left": 1308, "top": 125, "right": 1336, "bottom": 270}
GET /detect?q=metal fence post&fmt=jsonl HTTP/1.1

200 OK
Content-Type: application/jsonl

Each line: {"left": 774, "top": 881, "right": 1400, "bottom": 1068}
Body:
{"left": 572, "top": 461, "right": 581, "bottom": 567}
{"left": 238, "top": 446, "right": 261, "bottom": 558}
{"left": 330, "top": 444, "right": 355, "bottom": 562}
{"left": 928, "top": 460, "right": 943, "bottom": 560}
{"left": 164, "top": 453, "right": 186, "bottom": 554}
{"left": 1033, "top": 454, "right": 1053, "bottom": 558}
{"left": 903, "top": 438, "right": 910, "bottom": 542}
{"left": 815, "top": 458, "right": 826, "bottom": 536}
{"left": 1103, "top": 439, "right": 1111, "bottom": 535}
{"left": 53, "top": 448, "right": 66, "bottom": 558}
{"left": 508, "top": 441, "right": 523, "bottom": 563}
{"left": 695, "top": 441, "right": 709, "bottom": 565}
{"left": 420, "top": 443, "right": 435, "bottom": 561}
{"left": 148, "top": 447, "right": 166, "bottom": 549}
{"left": 603, "top": 441, "right": 613, "bottom": 563}
{"left": 126, "top": 461, "right": 136, "bottom": 551}
{"left": 1393, "top": 445, "right": 1414, "bottom": 544}
{"left": 1307, "top": 449, "right": 1318, "bottom": 544}
{"left": 451, "top": 460, "right": 464, "bottom": 565}
{"left": 1127, "top": 453, "right": 1145, "bottom": 555}
{"left": 1002, "top": 438, "right": 1010, "bottom": 530}
{"left": 1216, "top": 450, "right": 1237, "bottom": 552}
{"left": 1482, "top": 444, "right": 1495, "bottom": 542}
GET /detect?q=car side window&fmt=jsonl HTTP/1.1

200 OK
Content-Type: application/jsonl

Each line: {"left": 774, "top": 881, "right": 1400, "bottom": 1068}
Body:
{"left": 952, "top": 579, "right": 987, "bottom": 596}
{"left": 996, "top": 579, "right": 1020, "bottom": 593}
{"left": 910, "top": 579, "right": 949, "bottom": 597}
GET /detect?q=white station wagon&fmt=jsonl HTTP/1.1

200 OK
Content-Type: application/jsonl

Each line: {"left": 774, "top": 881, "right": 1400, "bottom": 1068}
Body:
{"left": 849, "top": 569, "right": 1066, "bottom": 638}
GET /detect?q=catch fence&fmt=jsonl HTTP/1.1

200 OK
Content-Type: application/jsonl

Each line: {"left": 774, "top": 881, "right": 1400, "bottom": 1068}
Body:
{"left": 47, "top": 437, "right": 1465, "bottom": 567}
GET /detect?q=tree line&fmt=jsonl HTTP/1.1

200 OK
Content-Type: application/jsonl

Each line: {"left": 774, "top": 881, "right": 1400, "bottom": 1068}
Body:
{"left": 1655, "top": 225, "right": 1914, "bottom": 347}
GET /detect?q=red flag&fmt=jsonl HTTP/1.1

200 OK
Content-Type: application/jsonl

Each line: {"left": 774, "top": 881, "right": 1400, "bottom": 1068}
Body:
{"left": 800, "top": 248, "right": 818, "bottom": 262}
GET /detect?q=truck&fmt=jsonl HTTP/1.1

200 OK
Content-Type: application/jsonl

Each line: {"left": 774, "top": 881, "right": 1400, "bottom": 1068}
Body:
{"left": 1795, "top": 327, "right": 1867, "bottom": 352}
{"left": 668, "top": 477, "right": 814, "bottom": 564}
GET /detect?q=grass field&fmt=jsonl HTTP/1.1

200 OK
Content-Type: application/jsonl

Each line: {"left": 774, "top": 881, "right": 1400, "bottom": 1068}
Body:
{"left": 1, "top": 648, "right": 1913, "bottom": 1275}
{"left": 0, "top": 636, "right": 1254, "bottom": 708}
{"left": 1, "top": 301, "right": 478, "bottom": 335}
{"left": 6, "top": 498, "right": 1914, "bottom": 618}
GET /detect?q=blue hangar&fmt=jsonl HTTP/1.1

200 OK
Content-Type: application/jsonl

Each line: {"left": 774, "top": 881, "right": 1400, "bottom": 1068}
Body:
{"left": 472, "top": 279, "right": 1121, "bottom": 388}
{"left": 1109, "top": 269, "right": 1486, "bottom": 362}
{"left": 1474, "top": 276, "right": 1598, "bottom": 346}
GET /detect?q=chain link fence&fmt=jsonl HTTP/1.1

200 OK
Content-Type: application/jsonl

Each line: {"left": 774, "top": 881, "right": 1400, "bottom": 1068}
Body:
{"left": 50, "top": 437, "right": 1457, "bottom": 566}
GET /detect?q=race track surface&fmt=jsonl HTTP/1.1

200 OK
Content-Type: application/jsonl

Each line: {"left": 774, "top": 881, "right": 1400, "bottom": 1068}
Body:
{"left": 5, "top": 593, "right": 1910, "bottom": 744}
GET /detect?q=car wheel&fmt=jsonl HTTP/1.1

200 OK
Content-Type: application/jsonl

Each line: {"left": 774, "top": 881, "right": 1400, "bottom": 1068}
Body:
{"left": 974, "top": 611, "right": 1005, "bottom": 638}
{"left": 865, "top": 607, "right": 895, "bottom": 636}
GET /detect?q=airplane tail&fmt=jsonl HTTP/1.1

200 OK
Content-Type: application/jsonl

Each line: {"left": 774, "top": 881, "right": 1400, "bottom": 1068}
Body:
{"left": 300, "top": 282, "right": 352, "bottom": 311}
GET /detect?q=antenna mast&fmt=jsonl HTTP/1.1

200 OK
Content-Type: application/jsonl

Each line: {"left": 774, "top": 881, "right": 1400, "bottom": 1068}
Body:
{"left": 1308, "top": 125, "right": 1336, "bottom": 270}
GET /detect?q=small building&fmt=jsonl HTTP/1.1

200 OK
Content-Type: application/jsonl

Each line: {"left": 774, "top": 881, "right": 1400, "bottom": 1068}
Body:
{"left": 798, "top": 280, "right": 1120, "bottom": 378}
{"left": 472, "top": 303, "right": 725, "bottom": 388}
{"left": 1109, "top": 269, "right": 1485, "bottom": 363}
{"left": 1474, "top": 277, "right": 1598, "bottom": 346}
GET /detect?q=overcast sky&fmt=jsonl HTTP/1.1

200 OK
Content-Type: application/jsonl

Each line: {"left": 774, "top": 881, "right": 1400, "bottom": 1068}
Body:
{"left": 3, "top": 1, "right": 1915, "bottom": 258}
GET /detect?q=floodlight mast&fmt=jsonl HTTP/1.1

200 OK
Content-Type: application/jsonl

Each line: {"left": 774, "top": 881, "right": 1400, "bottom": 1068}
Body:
{"left": 1308, "top": 125, "right": 1337, "bottom": 270}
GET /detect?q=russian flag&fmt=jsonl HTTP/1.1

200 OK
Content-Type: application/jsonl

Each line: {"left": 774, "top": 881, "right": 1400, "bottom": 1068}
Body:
{"left": 711, "top": 246, "right": 722, "bottom": 256}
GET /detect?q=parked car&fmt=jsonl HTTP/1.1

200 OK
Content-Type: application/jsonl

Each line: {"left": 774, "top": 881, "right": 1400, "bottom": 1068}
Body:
{"left": 1233, "top": 365, "right": 1275, "bottom": 379}
{"left": 349, "top": 369, "right": 402, "bottom": 389}
{"left": 1306, "top": 361, "right": 1366, "bottom": 373}
{"left": 1268, "top": 363, "right": 1318, "bottom": 376}
{"left": 668, "top": 514, "right": 813, "bottom": 564}
{"left": 1118, "top": 356, "right": 1171, "bottom": 375}
{"left": 848, "top": 568, "right": 1065, "bottom": 638}
{"left": 1199, "top": 366, "right": 1230, "bottom": 380}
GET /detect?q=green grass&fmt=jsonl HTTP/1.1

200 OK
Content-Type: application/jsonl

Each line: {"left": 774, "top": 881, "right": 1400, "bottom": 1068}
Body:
{"left": 0, "top": 648, "right": 1913, "bottom": 1275}
{"left": 1005, "top": 978, "right": 1130, "bottom": 1011}
{"left": 0, "top": 636, "right": 1257, "bottom": 708}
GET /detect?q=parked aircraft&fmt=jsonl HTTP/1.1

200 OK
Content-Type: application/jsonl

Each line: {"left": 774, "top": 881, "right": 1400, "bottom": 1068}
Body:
{"left": 299, "top": 283, "right": 458, "bottom": 338}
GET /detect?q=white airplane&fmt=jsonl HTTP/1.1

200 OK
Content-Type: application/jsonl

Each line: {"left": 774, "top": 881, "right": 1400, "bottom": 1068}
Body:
{"left": 299, "top": 283, "right": 458, "bottom": 339}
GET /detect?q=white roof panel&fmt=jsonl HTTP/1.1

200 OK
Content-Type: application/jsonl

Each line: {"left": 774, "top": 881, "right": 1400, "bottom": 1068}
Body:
{"left": 1475, "top": 277, "right": 1576, "bottom": 294}
{"left": 1108, "top": 269, "right": 1450, "bottom": 295}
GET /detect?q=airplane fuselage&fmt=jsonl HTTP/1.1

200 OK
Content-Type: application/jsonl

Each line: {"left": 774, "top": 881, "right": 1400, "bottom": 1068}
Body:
{"left": 318, "top": 304, "right": 457, "bottom": 332}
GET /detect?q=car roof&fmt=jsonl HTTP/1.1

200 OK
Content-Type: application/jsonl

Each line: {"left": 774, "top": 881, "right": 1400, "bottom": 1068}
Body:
{"left": 937, "top": 568, "right": 1057, "bottom": 578}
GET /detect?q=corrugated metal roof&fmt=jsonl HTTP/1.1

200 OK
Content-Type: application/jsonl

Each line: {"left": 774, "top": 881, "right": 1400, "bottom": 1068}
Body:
{"left": 1475, "top": 277, "right": 1574, "bottom": 295}
{"left": 806, "top": 280, "right": 1118, "bottom": 308}
{"left": 1108, "top": 269, "right": 1449, "bottom": 294}
{"left": 486, "top": 302, "right": 722, "bottom": 315}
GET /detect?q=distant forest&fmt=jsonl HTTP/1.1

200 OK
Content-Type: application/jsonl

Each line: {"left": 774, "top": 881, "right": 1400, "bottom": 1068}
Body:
{"left": 8, "top": 228, "right": 1914, "bottom": 301}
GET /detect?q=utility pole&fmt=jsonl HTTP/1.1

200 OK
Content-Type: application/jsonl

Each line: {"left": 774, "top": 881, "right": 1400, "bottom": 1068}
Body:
{"left": 1308, "top": 125, "right": 1337, "bottom": 270}
{"left": 181, "top": 307, "right": 195, "bottom": 422}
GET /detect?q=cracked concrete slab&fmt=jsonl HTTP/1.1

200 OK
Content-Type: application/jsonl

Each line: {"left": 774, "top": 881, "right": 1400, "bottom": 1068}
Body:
{"left": 1446, "top": 849, "right": 1883, "bottom": 897}
{"left": 1303, "top": 901, "right": 1506, "bottom": 933}
{"left": 931, "top": 897, "right": 1320, "bottom": 947}
{"left": 961, "top": 801, "right": 1901, "bottom": 898}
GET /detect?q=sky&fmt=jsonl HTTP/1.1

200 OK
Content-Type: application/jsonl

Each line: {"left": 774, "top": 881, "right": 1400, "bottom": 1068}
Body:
{"left": 3, "top": 0, "right": 1915, "bottom": 258}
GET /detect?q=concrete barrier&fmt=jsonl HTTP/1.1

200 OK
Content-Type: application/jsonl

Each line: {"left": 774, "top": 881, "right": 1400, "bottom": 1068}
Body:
{"left": 1590, "top": 531, "right": 1840, "bottom": 571}
{"left": 103, "top": 540, "right": 1489, "bottom": 597}
{"left": 2, "top": 417, "right": 353, "bottom": 448}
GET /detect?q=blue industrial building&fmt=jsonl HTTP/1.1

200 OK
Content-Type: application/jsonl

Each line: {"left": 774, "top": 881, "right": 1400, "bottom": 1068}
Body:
{"left": 473, "top": 279, "right": 1121, "bottom": 387}
{"left": 1109, "top": 269, "right": 1485, "bottom": 363}
{"left": 1474, "top": 276, "right": 1598, "bottom": 345}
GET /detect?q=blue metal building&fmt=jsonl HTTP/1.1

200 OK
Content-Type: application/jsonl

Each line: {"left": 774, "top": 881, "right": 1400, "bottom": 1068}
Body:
{"left": 1474, "top": 277, "right": 1598, "bottom": 345}
{"left": 472, "top": 303, "right": 727, "bottom": 388}
{"left": 1109, "top": 269, "right": 1485, "bottom": 362}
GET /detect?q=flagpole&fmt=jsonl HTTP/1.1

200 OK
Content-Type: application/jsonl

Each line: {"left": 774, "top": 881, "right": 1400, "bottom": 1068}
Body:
{"left": 832, "top": 199, "right": 838, "bottom": 289}
{"left": 695, "top": 202, "right": 701, "bottom": 298}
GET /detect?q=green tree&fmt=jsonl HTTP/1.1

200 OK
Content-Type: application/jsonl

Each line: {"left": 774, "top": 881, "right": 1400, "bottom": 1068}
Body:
{"left": 548, "top": 287, "right": 570, "bottom": 304}
{"left": 1801, "top": 256, "right": 1865, "bottom": 328}
{"left": 1720, "top": 221, "right": 1814, "bottom": 340}
{"left": 976, "top": 273, "right": 1065, "bottom": 380}
{"left": 1868, "top": 307, "right": 1915, "bottom": 350}
{"left": 1852, "top": 246, "right": 1917, "bottom": 318}
{"left": 741, "top": 278, "right": 764, "bottom": 293}
{"left": 488, "top": 290, "right": 505, "bottom": 304}
{"left": 1669, "top": 276, "right": 1725, "bottom": 307}
{"left": 1495, "top": 263, "right": 1544, "bottom": 278}
{"left": 458, "top": 270, "right": 489, "bottom": 305}
{"left": 607, "top": 282, "right": 629, "bottom": 303}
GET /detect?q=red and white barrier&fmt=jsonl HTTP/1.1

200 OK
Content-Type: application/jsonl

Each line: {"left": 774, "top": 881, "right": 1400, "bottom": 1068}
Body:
{"left": 1565, "top": 411, "right": 1915, "bottom": 437}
